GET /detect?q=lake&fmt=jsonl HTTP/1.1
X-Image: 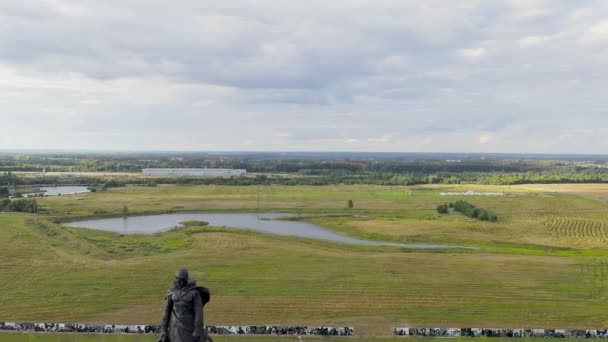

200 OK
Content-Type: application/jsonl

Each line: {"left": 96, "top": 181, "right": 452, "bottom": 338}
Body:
{"left": 24, "top": 186, "right": 91, "bottom": 197}
{"left": 64, "top": 213, "right": 475, "bottom": 249}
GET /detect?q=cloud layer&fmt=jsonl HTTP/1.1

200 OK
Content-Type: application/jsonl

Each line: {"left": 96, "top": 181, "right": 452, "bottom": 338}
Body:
{"left": 1, "top": 0, "right": 607, "bottom": 152}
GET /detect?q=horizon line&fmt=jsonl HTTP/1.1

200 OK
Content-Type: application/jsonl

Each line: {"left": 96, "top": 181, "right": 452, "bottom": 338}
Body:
{"left": 0, "top": 148, "right": 607, "bottom": 157}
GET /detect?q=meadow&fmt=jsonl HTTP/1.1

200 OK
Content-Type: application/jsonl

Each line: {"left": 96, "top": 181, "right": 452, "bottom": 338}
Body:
{"left": 2, "top": 184, "right": 608, "bottom": 338}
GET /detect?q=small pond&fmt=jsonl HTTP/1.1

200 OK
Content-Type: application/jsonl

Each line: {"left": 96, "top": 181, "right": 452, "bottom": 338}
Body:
{"left": 65, "top": 213, "right": 475, "bottom": 249}
{"left": 24, "top": 186, "right": 91, "bottom": 197}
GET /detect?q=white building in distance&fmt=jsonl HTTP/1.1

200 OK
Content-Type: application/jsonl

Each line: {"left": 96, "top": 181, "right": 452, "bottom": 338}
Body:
{"left": 440, "top": 191, "right": 504, "bottom": 196}
{"left": 142, "top": 168, "right": 246, "bottom": 176}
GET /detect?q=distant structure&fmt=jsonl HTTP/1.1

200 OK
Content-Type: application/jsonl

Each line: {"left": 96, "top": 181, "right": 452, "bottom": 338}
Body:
{"left": 440, "top": 191, "right": 504, "bottom": 197}
{"left": 142, "top": 168, "right": 246, "bottom": 176}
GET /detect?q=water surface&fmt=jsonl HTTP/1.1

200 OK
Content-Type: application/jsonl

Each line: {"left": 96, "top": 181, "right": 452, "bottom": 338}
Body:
{"left": 24, "top": 186, "right": 90, "bottom": 197}
{"left": 65, "top": 213, "right": 475, "bottom": 249}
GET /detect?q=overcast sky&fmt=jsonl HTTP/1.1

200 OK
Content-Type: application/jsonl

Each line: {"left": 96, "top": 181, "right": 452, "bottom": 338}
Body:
{"left": 1, "top": 0, "right": 607, "bottom": 153}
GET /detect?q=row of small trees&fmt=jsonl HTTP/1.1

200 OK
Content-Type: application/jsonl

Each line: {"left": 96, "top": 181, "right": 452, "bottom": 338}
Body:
{"left": 436, "top": 203, "right": 450, "bottom": 214}
{"left": 0, "top": 198, "right": 38, "bottom": 213}
{"left": 436, "top": 200, "right": 497, "bottom": 222}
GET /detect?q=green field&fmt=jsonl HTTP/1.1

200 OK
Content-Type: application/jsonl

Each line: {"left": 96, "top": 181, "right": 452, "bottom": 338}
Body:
{"left": 2, "top": 184, "right": 608, "bottom": 337}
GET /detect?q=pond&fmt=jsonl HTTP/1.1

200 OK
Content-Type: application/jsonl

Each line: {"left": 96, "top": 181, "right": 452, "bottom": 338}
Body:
{"left": 64, "top": 213, "right": 476, "bottom": 249}
{"left": 24, "top": 186, "right": 91, "bottom": 197}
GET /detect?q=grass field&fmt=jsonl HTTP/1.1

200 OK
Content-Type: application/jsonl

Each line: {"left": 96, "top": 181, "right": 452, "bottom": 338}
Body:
{"left": 513, "top": 184, "right": 608, "bottom": 203}
{"left": 2, "top": 184, "right": 608, "bottom": 336}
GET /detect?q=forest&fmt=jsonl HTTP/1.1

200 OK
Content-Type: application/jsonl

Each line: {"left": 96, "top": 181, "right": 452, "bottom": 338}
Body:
{"left": 2, "top": 152, "right": 608, "bottom": 195}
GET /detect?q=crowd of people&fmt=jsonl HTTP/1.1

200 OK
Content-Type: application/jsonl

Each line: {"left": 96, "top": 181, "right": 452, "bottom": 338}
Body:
{"left": 0, "top": 322, "right": 353, "bottom": 336}
{"left": 394, "top": 328, "right": 608, "bottom": 338}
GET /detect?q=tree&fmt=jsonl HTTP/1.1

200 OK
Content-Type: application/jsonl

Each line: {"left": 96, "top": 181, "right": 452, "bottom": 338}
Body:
{"left": 436, "top": 204, "right": 449, "bottom": 214}
{"left": 347, "top": 200, "right": 354, "bottom": 209}
{"left": 0, "top": 198, "right": 10, "bottom": 210}
{"left": 478, "top": 210, "right": 489, "bottom": 221}
{"left": 3, "top": 198, "right": 38, "bottom": 213}
{"left": 123, "top": 205, "right": 128, "bottom": 216}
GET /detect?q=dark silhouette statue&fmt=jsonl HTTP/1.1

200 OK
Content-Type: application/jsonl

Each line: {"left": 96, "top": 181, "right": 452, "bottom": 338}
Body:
{"left": 159, "top": 269, "right": 212, "bottom": 342}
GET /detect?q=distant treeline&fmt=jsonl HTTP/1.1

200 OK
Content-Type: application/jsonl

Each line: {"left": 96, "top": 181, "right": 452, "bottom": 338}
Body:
{"left": 1, "top": 153, "right": 603, "bottom": 173}
{"left": 4, "top": 170, "right": 608, "bottom": 191}
{"left": 3, "top": 153, "right": 608, "bottom": 188}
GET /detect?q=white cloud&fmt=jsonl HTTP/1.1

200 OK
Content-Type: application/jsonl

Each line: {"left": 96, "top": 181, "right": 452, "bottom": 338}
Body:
{"left": 458, "top": 47, "right": 487, "bottom": 60}
{"left": 367, "top": 134, "right": 393, "bottom": 143}
{"left": 276, "top": 132, "right": 293, "bottom": 138}
{"left": 580, "top": 20, "right": 608, "bottom": 43}
{"left": 0, "top": 1, "right": 607, "bottom": 152}
{"left": 479, "top": 133, "right": 495, "bottom": 145}
{"left": 517, "top": 35, "right": 556, "bottom": 47}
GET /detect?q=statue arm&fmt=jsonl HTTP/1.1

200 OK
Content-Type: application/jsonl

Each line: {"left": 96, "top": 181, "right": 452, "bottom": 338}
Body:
{"left": 160, "top": 292, "right": 173, "bottom": 334}
{"left": 193, "top": 290, "right": 204, "bottom": 337}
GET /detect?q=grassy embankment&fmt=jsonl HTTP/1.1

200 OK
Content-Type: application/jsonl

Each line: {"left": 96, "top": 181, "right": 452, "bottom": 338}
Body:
{"left": 2, "top": 184, "right": 608, "bottom": 336}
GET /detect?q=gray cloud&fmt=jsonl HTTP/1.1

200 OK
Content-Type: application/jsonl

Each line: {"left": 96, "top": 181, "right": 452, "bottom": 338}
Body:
{"left": 0, "top": 0, "right": 607, "bottom": 152}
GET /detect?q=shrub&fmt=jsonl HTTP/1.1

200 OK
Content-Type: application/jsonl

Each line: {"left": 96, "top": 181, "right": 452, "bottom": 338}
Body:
{"left": 478, "top": 210, "right": 489, "bottom": 221}
{"left": 452, "top": 200, "right": 497, "bottom": 222}
{"left": 436, "top": 204, "right": 449, "bottom": 214}
{"left": 0, "top": 198, "right": 10, "bottom": 210}
{"left": 3, "top": 198, "right": 38, "bottom": 213}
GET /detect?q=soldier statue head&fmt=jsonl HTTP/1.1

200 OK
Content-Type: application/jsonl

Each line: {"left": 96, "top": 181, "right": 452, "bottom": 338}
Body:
{"left": 175, "top": 268, "right": 189, "bottom": 288}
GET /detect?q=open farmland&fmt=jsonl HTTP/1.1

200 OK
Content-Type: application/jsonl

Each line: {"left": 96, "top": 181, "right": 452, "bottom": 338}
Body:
{"left": 2, "top": 184, "right": 608, "bottom": 337}
{"left": 40, "top": 184, "right": 608, "bottom": 251}
{"left": 513, "top": 184, "right": 608, "bottom": 204}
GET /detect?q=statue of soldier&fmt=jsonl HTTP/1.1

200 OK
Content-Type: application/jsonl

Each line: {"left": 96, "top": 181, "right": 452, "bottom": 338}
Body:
{"left": 159, "top": 268, "right": 213, "bottom": 342}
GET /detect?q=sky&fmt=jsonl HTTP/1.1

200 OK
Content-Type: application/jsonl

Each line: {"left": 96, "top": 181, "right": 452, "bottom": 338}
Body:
{"left": 0, "top": 0, "right": 607, "bottom": 153}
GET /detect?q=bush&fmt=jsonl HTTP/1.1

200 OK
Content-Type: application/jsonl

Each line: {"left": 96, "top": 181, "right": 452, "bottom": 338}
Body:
{"left": 463, "top": 207, "right": 477, "bottom": 218}
{"left": 0, "top": 198, "right": 10, "bottom": 210}
{"left": 478, "top": 210, "right": 489, "bottom": 221}
{"left": 436, "top": 204, "right": 449, "bottom": 214}
{"left": 452, "top": 200, "right": 497, "bottom": 222}
{"left": 2, "top": 198, "right": 38, "bottom": 213}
